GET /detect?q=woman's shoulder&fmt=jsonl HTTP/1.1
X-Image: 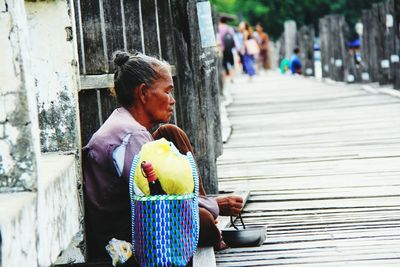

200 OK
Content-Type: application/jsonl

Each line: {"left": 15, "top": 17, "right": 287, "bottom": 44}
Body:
{"left": 85, "top": 108, "right": 150, "bottom": 150}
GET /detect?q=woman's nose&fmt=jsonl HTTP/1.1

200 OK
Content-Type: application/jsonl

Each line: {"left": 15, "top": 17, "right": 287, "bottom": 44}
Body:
{"left": 169, "top": 94, "right": 176, "bottom": 105}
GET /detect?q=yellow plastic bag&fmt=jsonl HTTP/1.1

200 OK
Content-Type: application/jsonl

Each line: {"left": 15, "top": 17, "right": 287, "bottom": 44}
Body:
{"left": 134, "top": 138, "right": 194, "bottom": 195}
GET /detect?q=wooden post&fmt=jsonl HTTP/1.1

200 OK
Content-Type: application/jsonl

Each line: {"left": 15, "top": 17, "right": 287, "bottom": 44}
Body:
{"left": 284, "top": 20, "right": 297, "bottom": 59}
{"left": 297, "top": 25, "right": 315, "bottom": 76}
{"left": 394, "top": 0, "right": 400, "bottom": 89}
{"left": 169, "top": 0, "right": 222, "bottom": 194}
{"left": 327, "top": 14, "right": 347, "bottom": 82}
{"left": 319, "top": 17, "right": 330, "bottom": 78}
{"left": 377, "top": 1, "right": 395, "bottom": 85}
{"left": 342, "top": 20, "right": 362, "bottom": 83}
{"left": 361, "top": 9, "right": 374, "bottom": 82}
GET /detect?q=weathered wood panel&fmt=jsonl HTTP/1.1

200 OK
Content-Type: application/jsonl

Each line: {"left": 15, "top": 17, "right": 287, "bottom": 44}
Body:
{"left": 141, "top": 0, "right": 160, "bottom": 56}
{"left": 103, "top": 0, "right": 125, "bottom": 72}
{"left": 123, "top": 0, "right": 142, "bottom": 52}
{"left": 79, "top": 90, "right": 101, "bottom": 146}
{"left": 77, "top": 0, "right": 108, "bottom": 74}
{"left": 100, "top": 88, "right": 119, "bottom": 125}
{"left": 157, "top": 0, "right": 176, "bottom": 64}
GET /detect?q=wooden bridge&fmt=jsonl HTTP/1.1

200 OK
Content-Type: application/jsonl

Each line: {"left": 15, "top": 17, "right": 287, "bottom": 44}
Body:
{"left": 215, "top": 72, "right": 400, "bottom": 266}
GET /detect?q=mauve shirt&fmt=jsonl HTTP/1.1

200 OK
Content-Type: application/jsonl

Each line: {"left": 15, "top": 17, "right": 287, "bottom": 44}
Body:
{"left": 82, "top": 107, "right": 153, "bottom": 259}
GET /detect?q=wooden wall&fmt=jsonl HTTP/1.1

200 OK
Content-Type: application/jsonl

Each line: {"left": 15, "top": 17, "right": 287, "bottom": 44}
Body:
{"left": 74, "top": 0, "right": 222, "bottom": 194}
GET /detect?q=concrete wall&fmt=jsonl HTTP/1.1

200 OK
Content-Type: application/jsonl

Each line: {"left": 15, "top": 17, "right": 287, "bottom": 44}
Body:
{"left": 0, "top": 0, "right": 82, "bottom": 266}
{"left": 25, "top": 0, "right": 80, "bottom": 152}
{"left": 0, "top": 0, "right": 40, "bottom": 192}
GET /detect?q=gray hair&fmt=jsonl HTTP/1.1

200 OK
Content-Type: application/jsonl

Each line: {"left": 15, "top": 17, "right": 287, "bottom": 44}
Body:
{"left": 111, "top": 51, "right": 171, "bottom": 107}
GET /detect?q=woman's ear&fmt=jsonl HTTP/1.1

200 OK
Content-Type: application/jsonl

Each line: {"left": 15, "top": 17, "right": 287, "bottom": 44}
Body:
{"left": 136, "top": 83, "right": 147, "bottom": 104}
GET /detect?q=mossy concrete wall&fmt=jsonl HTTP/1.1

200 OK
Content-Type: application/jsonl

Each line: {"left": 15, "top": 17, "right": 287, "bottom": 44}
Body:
{"left": 0, "top": 0, "right": 82, "bottom": 266}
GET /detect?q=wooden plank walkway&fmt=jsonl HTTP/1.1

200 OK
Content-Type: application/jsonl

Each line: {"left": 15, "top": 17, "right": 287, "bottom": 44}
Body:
{"left": 216, "top": 73, "right": 400, "bottom": 266}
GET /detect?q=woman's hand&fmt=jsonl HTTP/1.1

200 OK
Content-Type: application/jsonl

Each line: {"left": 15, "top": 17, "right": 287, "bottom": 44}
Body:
{"left": 215, "top": 195, "right": 244, "bottom": 216}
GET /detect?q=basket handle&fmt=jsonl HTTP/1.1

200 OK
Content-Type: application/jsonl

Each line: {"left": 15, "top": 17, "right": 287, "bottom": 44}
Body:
{"left": 187, "top": 152, "right": 200, "bottom": 251}
{"left": 128, "top": 154, "right": 141, "bottom": 251}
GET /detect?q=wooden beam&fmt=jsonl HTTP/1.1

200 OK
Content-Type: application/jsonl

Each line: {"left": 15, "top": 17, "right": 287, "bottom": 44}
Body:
{"left": 79, "top": 66, "right": 177, "bottom": 90}
{"left": 79, "top": 74, "right": 114, "bottom": 90}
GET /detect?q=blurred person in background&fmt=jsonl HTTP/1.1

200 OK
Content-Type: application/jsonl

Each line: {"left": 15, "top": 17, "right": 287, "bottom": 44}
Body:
{"left": 254, "top": 23, "right": 271, "bottom": 71}
{"left": 290, "top": 48, "right": 302, "bottom": 74}
{"left": 238, "top": 21, "right": 257, "bottom": 79}
{"left": 218, "top": 16, "right": 237, "bottom": 83}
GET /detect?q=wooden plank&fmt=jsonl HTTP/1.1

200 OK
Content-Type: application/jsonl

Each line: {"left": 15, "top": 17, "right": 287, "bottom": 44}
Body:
{"left": 103, "top": 0, "right": 125, "bottom": 72}
{"left": 123, "top": 0, "right": 142, "bottom": 52}
{"left": 79, "top": 67, "right": 177, "bottom": 90}
{"left": 193, "top": 248, "right": 216, "bottom": 267}
{"left": 141, "top": 0, "right": 160, "bottom": 56}
{"left": 73, "top": 0, "right": 85, "bottom": 74}
{"left": 157, "top": 0, "right": 176, "bottom": 64}
{"left": 78, "top": 0, "right": 108, "bottom": 74}
{"left": 80, "top": 74, "right": 114, "bottom": 90}
{"left": 79, "top": 89, "right": 101, "bottom": 146}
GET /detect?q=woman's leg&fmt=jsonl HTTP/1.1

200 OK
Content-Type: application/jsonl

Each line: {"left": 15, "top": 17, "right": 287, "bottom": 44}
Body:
{"left": 198, "top": 208, "right": 221, "bottom": 247}
{"left": 152, "top": 124, "right": 221, "bottom": 247}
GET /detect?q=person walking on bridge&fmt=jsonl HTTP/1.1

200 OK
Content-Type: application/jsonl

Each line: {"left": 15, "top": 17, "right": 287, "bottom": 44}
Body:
{"left": 290, "top": 48, "right": 302, "bottom": 75}
{"left": 218, "top": 16, "right": 237, "bottom": 83}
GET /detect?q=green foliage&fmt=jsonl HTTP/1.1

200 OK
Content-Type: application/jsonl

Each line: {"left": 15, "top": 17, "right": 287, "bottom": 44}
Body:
{"left": 210, "top": 0, "right": 385, "bottom": 40}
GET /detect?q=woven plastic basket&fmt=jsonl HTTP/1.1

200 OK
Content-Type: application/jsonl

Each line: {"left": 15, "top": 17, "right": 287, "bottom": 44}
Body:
{"left": 129, "top": 152, "right": 199, "bottom": 267}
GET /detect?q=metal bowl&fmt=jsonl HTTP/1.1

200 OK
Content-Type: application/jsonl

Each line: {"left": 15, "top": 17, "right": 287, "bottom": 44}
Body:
{"left": 222, "top": 225, "right": 267, "bottom": 248}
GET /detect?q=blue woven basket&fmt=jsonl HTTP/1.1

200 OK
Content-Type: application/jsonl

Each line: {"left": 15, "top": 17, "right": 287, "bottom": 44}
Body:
{"left": 129, "top": 152, "right": 199, "bottom": 267}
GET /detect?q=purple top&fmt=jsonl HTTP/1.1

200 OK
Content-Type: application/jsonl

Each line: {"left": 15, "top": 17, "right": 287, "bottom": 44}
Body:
{"left": 82, "top": 107, "right": 153, "bottom": 258}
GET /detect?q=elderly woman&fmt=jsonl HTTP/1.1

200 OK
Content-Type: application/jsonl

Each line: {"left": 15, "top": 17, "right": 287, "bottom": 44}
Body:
{"left": 83, "top": 51, "right": 243, "bottom": 261}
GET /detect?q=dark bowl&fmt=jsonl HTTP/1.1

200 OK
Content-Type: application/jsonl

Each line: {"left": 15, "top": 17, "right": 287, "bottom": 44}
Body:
{"left": 221, "top": 225, "right": 267, "bottom": 248}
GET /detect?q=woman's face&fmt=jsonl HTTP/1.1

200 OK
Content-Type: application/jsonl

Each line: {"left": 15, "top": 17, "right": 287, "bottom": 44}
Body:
{"left": 144, "top": 70, "right": 175, "bottom": 124}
